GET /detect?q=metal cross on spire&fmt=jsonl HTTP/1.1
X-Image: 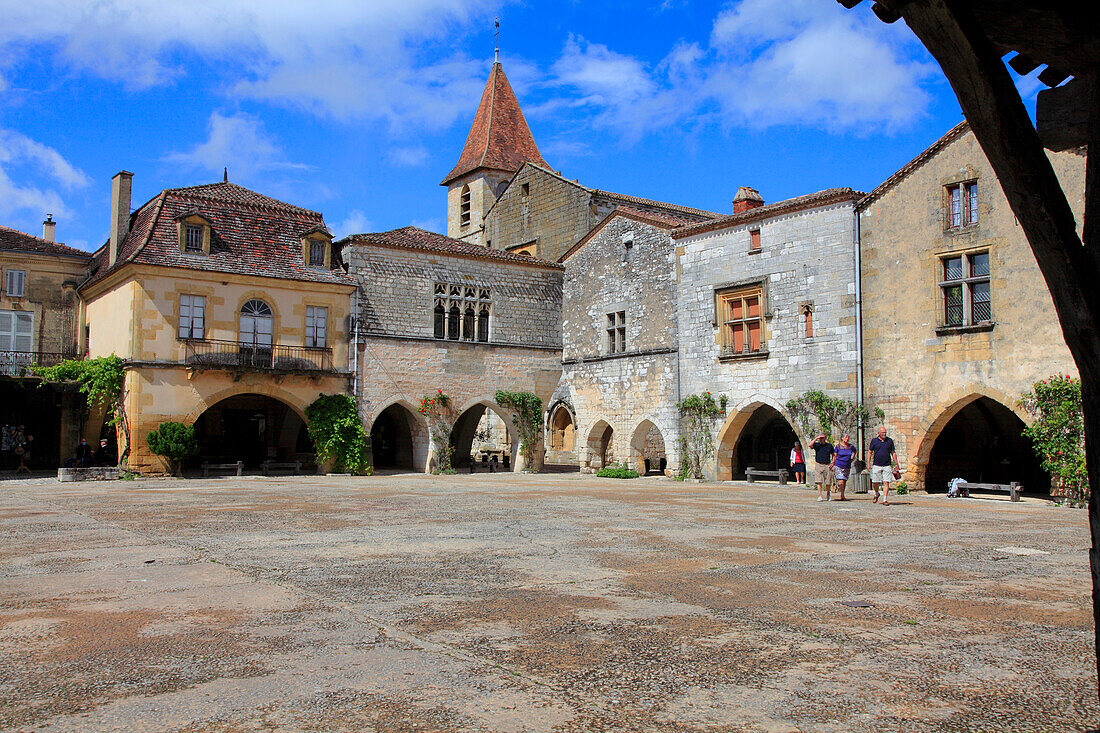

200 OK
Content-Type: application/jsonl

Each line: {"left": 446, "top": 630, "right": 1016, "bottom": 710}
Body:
{"left": 494, "top": 17, "right": 500, "bottom": 62}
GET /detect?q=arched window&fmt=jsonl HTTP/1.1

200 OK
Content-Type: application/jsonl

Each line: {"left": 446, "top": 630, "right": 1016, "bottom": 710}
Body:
{"left": 462, "top": 305, "right": 475, "bottom": 341}
{"left": 460, "top": 185, "right": 472, "bottom": 228}
{"left": 477, "top": 305, "right": 490, "bottom": 342}
{"left": 239, "top": 299, "right": 274, "bottom": 367}
{"left": 447, "top": 304, "right": 460, "bottom": 340}
{"left": 434, "top": 302, "right": 446, "bottom": 339}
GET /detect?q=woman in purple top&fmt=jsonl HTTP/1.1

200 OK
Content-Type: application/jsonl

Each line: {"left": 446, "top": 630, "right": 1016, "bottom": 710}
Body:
{"left": 830, "top": 434, "right": 857, "bottom": 501}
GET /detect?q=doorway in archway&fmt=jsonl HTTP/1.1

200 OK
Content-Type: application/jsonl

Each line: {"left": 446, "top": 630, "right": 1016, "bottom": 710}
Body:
{"left": 925, "top": 397, "right": 1046, "bottom": 494}
{"left": 631, "top": 421, "right": 667, "bottom": 475}
{"left": 451, "top": 403, "right": 514, "bottom": 469}
{"left": 732, "top": 405, "right": 797, "bottom": 479}
{"left": 586, "top": 421, "right": 614, "bottom": 470}
{"left": 370, "top": 404, "right": 417, "bottom": 470}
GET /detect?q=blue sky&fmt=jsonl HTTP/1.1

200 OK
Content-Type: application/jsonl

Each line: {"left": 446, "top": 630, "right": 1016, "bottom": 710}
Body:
{"left": 0, "top": 0, "right": 1045, "bottom": 252}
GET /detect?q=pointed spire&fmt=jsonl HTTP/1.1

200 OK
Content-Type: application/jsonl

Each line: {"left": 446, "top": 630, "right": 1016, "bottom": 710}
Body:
{"left": 440, "top": 61, "right": 549, "bottom": 186}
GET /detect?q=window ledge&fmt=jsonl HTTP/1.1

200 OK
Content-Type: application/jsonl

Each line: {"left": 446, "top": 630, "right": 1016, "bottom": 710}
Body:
{"left": 935, "top": 322, "right": 995, "bottom": 336}
{"left": 718, "top": 349, "right": 769, "bottom": 363}
{"left": 945, "top": 223, "right": 980, "bottom": 235}
{"left": 746, "top": 248, "right": 762, "bottom": 256}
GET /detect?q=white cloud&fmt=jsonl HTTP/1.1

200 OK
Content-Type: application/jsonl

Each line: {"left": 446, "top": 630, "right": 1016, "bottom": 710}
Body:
{"left": 333, "top": 209, "right": 373, "bottom": 239}
{"left": 0, "top": 129, "right": 89, "bottom": 227}
{"left": 0, "top": 0, "right": 499, "bottom": 123}
{"left": 386, "top": 145, "right": 430, "bottom": 167}
{"left": 164, "top": 112, "right": 309, "bottom": 179}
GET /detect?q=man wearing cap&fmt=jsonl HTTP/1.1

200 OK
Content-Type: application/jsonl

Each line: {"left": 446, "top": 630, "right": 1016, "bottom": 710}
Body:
{"left": 809, "top": 433, "right": 835, "bottom": 502}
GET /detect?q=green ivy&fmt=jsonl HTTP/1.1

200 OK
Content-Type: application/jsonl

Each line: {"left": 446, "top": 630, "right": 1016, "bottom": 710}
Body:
{"left": 146, "top": 421, "right": 199, "bottom": 476}
{"left": 785, "top": 390, "right": 884, "bottom": 442}
{"left": 31, "top": 355, "right": 130, "bottom": 466}
{"left": 306, "top": 394, "right": 371, "bottom": 475}
{"left": 494, "top": 390, "right": 542, "bottom": 471}
{"left": 597, "top": 463, "right": 639, "bottom": 479}
{"left": 418, "top": 390, "right": 455, "bottom": 473}
{"left": 1020, "top": 374, "right": 1088, "bottom": 503}
{"left": 677, "top": 392, "right": 727, "bottom": 480}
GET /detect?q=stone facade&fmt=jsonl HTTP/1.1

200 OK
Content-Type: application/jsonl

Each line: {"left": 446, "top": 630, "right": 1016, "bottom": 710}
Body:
{"left": 551, "top": 211, "right": 682, "bottom": 474}
{"left": 674, "top": 191, "right": 862, "bottom": 481}
{"left": 344, "top": 236, "right": 563, "bottom": 472}
{"left": 447, "top": 170, "right": 511, "bottom": 245}
{"left": 858, "top": 124, "right": 1085, "bottom": 493}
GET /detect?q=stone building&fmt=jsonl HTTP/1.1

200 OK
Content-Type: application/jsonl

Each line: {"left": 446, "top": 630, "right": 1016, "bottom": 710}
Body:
{"left": 858, "top": 122, "right": 1085, "bottom": 494}
{"left": 80, "top": 172, "right": 356, "bottom": 473}
{"left": 0, "top": 220, "right": 90, "bottom": 469}
{"left": 674, "top": 188, "right": 864, "bottom": 481}
{"left": 549, "top": 207, "right": 700, "bottom": 473}
{"left": 340, "top": 226, "right": 563, "bottom": 472}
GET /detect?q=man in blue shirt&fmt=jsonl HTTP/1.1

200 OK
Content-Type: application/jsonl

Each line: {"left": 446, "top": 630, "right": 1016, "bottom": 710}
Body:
{"left": 810, "top": 433, "right": 835, "bottom": 502}
{"left": 867, "top": 426, "right": 899, "bottom": 505}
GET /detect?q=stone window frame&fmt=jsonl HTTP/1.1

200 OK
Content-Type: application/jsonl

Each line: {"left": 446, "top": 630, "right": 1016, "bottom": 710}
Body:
{"left": 800, "top": 301, "right": 814, "bottom": 340}
{"left": 177, "top": 293, "right": 206, "bottom": 341}
{"left": 299, "top": 227, "right": 333, "bottom": 269}
{"left": 606, "top": 310, "right": 626, "bottom": 354}
{"left": 748, "top": 228, "right": 762, "bottom": 255}
{"left": 5, "top": 269, "right": 26, "bottom": 298}
{"left": 305, "top": 305, "right": 328, "bottom": 349}
{"left": 713, "top": 278, "right": 770, "bottom": 361}
{"left": 937, "top": 248, "right": 992, "bottom": 333}
{"left": 433, "top": 282, "right": 490, "bottom": 342}
{"left": 944, "top": 177, "right": 980, "bottom": 231}
{"left": 460, "top": 185, "right": 472, "bottom": 229}
{"left": 175, "top": 211, "right": 213, "bottom": 256}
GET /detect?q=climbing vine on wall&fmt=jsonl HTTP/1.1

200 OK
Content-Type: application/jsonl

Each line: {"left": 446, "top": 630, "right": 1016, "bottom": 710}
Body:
{"left": 677, "top": 392, "right": 727, "bottom": 480}
{"left": 306, "top": 393, "right": 370, "bottom": 475}
{"left": 494, "top": 390, "right": 543, "bottom": 471}
{"left": 419, "top": 390, "right": 456, "bottom": 473}
{"left": 785, "top": 390, "right": 884, "bottom": 441}
{"left": 31, "top": 355, "right": 130, "bottom": 466}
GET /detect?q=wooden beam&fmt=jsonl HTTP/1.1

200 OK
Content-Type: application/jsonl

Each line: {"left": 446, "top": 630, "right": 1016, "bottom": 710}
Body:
{"left": 1037, "top": 76, "right": 1091, "bottom": 151}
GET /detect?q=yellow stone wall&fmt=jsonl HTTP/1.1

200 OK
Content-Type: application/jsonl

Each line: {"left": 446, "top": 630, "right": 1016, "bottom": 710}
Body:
{"left": 859, "top": 129, "right": 1085, "bottom": 490}
{"left": 1, "top": 249, "right": 89, "bottom": 356}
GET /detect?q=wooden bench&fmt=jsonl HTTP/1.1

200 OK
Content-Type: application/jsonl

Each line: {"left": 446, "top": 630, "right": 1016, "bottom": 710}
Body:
{"left": 261, "top": 460, "right": 301, "bottom": 476}
{"left": 957, "top": 481, "right": 1022, "bottom": 502}
{"left": 746, "top": 467, "right": 788, "bottom": 485}
{"left": 202, "top": 461, "right": 243, "bottom": 478}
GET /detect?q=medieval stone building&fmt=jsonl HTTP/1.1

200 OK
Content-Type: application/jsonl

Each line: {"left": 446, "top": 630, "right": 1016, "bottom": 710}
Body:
{"left": 858, "top": 122, "right": 1085, "bottom": 493}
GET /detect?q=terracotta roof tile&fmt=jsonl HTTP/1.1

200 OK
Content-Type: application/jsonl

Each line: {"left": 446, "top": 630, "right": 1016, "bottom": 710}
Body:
{"left": 341, "top": 226, "right": 564, "bottom": 270}
{"left": 82, "top": 181, "right": 354, "bottom": 290}
{"left": 441, "top": 63, "right": 549, "bottom": 185}
{"left": 672, "top": 188, "right": 864, "bottom": 239}
{"left": 0, "top": 225, "right": 91, "bottom": 259}
{"left": 559, "top": 205, "right": 701, "bottom": 263}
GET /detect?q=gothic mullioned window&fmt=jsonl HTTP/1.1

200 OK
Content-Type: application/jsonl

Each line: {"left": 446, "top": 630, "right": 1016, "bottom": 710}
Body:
{"left": 433, "top": 283, "right": 490, "bottom": 341}
{"left": 940, "top": 251, "right": 991, "bottom": 327}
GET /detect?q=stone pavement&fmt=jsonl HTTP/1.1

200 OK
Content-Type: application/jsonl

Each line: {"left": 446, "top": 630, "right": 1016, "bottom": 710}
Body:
{"left": 0, "top": 473, "right": 1096, "bottom": 732}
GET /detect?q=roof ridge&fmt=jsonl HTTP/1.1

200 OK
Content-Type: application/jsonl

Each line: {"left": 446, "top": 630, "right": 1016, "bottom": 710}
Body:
{"left": 672, "top": 187, "right": 864, "bottom": 239}
{"left": 0, "top": 224, "right": 91, "bottom": 256}
{"left": 858, "top": 121, "right": 971, "bottom": 211}
{"left": 559, "top": 206, "right": 690, "bottom": 263}
{"left": 165, "top": 182, "right": 321, "bottom": 217}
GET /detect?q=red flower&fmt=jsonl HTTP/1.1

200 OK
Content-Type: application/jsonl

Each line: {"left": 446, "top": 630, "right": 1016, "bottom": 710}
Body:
{"left": 437, "top": 388, "right": 443, "bottom": 394}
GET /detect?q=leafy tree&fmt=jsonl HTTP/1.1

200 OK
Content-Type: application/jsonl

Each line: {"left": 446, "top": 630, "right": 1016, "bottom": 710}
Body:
{"left": 31, "top": 355, "right": 129, "bottom": 466}
{"left": 785, "top": 391, "right": 884, "bottom": 442}
{"left": 146, "top": 421, "right": 199, "bottom": 476}
{"left": 306, "top": 394, "right": 370, "bottom": 474}
{"left": 494, "top": 390, "right": 542, "bottom": 471}
{"left": 677, "top": 392, "right": 727, "bottom": 480}
{"left": 1020, "top": 375, "right": 1088, "bottom": 504}
{"left": 418, "top": 390, "right": 455, "bottom": 473}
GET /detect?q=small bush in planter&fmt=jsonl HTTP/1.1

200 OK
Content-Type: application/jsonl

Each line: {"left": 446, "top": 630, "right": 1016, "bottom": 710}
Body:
{"left": 597, "top": 463, "right": 639, "bottom": 479}
{"left": 147, "top": 421, "right": 199, "bottom": 476}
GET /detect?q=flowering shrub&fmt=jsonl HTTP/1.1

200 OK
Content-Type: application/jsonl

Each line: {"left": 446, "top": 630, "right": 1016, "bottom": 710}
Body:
{"left": 419, "top": 390, "right": 456, "bottom": 473}
{"left": 676, "top": 391, "right": 727, "bottom": 480}
{"left": 1020, "top": 374, "right": 1088, "bottom": 504}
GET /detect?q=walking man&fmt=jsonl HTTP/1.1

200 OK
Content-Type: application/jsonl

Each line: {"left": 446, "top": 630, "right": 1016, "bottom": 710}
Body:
{"left": 810, "top": 432, "right": 835, "bottom": 502}
{"left": 867, "top": 426, "right": 899, "bottom": 505}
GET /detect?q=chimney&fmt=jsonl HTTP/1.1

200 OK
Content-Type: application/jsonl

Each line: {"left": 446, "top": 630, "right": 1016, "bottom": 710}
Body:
{"left": 42, "top": 214, "right": 56, "bottom": 242}
{"left": 733, "top": 186, "right": 764, "bottom": 214}
{"left": 109, "top": 171, "right": 133, "bottom": 266}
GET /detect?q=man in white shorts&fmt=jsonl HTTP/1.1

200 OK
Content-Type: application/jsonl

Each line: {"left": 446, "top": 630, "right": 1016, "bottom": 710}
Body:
{"left": 867, "top": 426, "right": 899, "bottom": 505}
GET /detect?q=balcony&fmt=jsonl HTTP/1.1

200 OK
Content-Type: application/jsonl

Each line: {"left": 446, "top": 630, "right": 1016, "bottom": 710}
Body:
{"left": 0, "top": 350, "right": 78, "bottom": 377}
{"left": 182, "top": 339, "right": 334, "bottom": 373}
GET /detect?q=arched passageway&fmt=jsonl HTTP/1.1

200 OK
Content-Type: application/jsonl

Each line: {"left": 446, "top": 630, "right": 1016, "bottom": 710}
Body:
{"left": 450, "top": 403, "right": 516, "bottom": 469}
{"left": 630, "top": 420, "right": 667, "bottom": 475}
{"left": 370, "top": 403, "right": 419, "bottom": 470}
{"left": 923, "top": 396, "right": 1046, "bottom": 494}
{"left": 718, "top": 404, "right": 797, "bottom": 481}
{"left": 545, "top": 404, "right": 578, "bottom": 467}
{"left": 585, "top": 420, "right": 614, "bottom": 470}
{"left": 193, "top": 393, "right": 309, "bottom": 469}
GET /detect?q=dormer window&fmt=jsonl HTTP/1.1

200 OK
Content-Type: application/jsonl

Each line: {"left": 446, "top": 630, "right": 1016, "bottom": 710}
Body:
{"left": 175, "top": 210, "right": 212, "bottom": 255}
{"left": 309, "top": 240, "right": 325, "bottom": 267}
{"left": 299, "top": 226, "right": 333, "bottom": 269}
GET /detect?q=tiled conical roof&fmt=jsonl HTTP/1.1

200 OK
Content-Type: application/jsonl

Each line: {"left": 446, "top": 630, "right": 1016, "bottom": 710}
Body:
{"left": 441, "top": 61, "right": 549, "bottom": 186}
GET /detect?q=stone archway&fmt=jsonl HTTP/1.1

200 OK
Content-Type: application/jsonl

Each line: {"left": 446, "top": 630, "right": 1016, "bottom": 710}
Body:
{"left": 370, "top": 402, "right": 423, "bottom": 471}
{"left": 585, "top": 420, "right": 614, "bottom": 471}
{"left": 450, "top": 399, "right": 518, "bottom": 471}
{"left": 630, "top": 419, "right": 667, "bottom": 475}
{"left": 907, "top": 388, "right": 1042, "bottom": 493}
{"left": 717, "top": 400, "right": 798, "bottom": 481}
{"left": 193, "top": 393, "right": 310, "bottom": 469}
{"left": 546, "top": 402, "right": 577, "bottom": 465}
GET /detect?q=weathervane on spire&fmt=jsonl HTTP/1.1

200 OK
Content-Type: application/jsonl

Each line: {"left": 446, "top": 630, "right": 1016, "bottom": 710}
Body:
{"left": 494, "top": 17, "right": 500, "bottom": 63}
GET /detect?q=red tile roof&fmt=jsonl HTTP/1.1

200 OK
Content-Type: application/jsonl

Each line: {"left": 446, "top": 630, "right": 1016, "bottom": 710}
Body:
{"left": 672, "top": 188, "right": 864, "bottom": 239}
{"left": 82, "top": 181, "right": 355, "bottom": 290}
{"left": 0, "top": 225, "right": 91, "bottom": 259}
{"left": 441, "top": 62, "right": 549, "bottom": 186}
{"left": 559, "top": 206, "right": 699, "bottom": 262}
{"left": 341, "top": 226, "right": 564, "bottom": 270}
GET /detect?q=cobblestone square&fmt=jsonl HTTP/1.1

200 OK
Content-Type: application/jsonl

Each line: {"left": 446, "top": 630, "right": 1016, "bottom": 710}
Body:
{"left": 1, "top": 474, "right": 1096, "bottom": 732}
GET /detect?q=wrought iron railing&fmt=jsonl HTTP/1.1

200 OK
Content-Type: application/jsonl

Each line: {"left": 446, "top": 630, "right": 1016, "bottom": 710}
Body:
{"left": 0, "top": 350, "right": 78, "bottom": 376}
{"left": 182, "top": 339, "right": 333, "bottom": 372}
